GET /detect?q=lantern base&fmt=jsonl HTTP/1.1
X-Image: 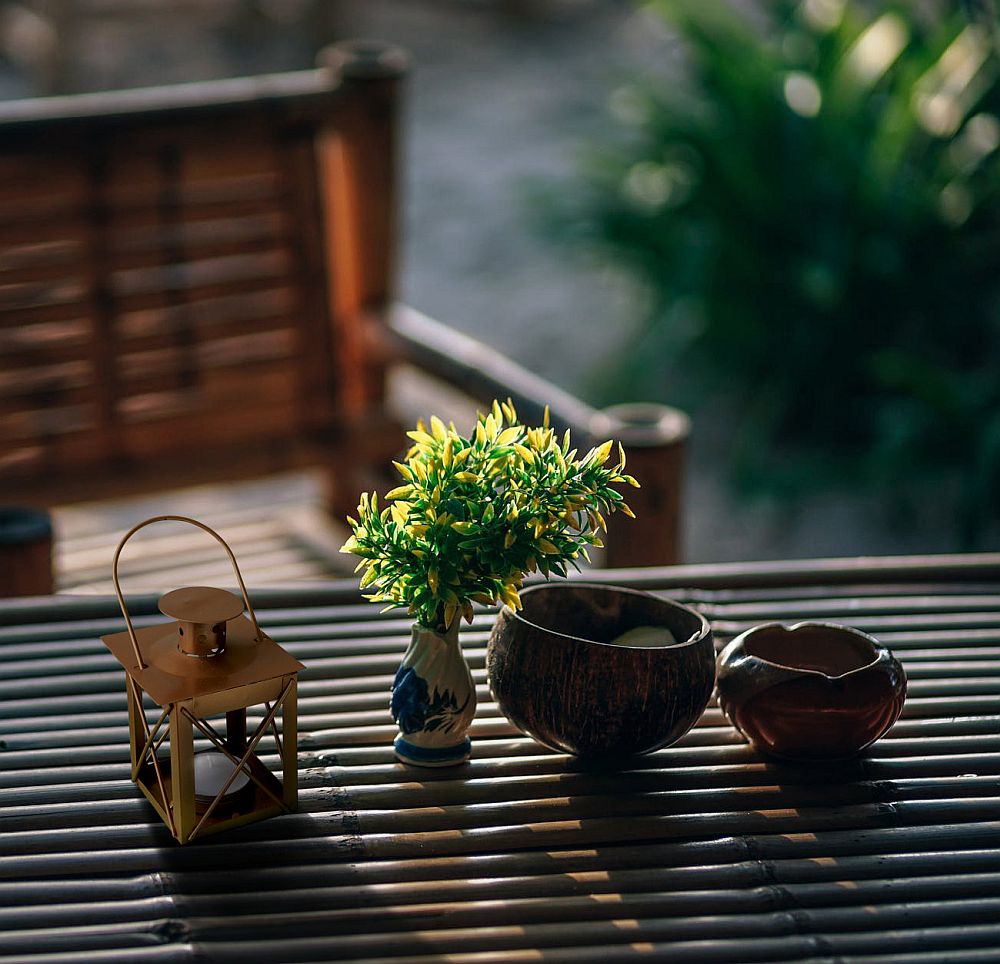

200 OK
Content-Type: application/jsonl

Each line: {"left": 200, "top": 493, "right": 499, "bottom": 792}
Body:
{"left": 393, "top": 735, "right": 471, "bottom": 767}
{"left": 135, "top": 753, "right": 290, "bottom": 843}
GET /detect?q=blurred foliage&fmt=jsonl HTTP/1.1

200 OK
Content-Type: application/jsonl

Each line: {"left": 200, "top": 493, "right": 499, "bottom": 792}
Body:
{"left": 546, "top": 0, "right": 1000, "bottom": 545}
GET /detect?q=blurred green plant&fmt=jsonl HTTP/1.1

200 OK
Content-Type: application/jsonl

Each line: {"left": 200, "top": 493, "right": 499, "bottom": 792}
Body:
{"left": 549, "top": 0, "right": 1000, "bottom": 544}
{"left": 341, "top": 399, "right": 638, "bottom": 633}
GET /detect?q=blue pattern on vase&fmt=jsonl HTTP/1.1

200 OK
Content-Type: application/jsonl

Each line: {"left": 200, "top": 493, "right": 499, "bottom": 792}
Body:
{"left": 391, "top": 666, "right": 430, "bottom": 734}
{"left": 391, "top": 664, "right": 472, "bottom": 736}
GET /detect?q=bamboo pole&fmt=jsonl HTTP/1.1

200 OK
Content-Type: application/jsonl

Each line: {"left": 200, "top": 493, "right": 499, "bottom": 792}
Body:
{"left": 9, "top": 883, "right": 1000, "bottom": 949}
{"left": 6, "top": 845, "right": 1000, "bottom": 913}
{"left": 9, "top": 913, "right": 998, "bottom": 961}
{"left": 8, "top": 771, "right": 999, "bottom": 836}
{"left": 5, "top": 819, "right": 1000, "bottom": 882}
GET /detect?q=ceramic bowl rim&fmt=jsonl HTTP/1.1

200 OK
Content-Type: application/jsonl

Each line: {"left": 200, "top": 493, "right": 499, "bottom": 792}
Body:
{"left": 731, "top": 620, "right": 885, "bottom": 680}
{"left": 501, "top": 581, "right": 710, "bottom": 650}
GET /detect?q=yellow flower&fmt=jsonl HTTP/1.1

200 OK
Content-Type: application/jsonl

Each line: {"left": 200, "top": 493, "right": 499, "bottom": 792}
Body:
{"left": 514, "top": 443, "right": 535, "bottom": 464}
{"left": 500, "top": 584, "right": 522, "bottom": 610}
{"left": 590, "top": 439, "right": 614, "bottom": 466}
{"left": 430, "top": 415, "right": 448, "bottom": 441}
{"left": 407, "top": 429, "right": 435, "bottom": 447}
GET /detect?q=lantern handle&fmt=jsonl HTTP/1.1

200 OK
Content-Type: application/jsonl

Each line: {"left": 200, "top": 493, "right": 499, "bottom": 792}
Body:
{"left": 112, "top": 515, "right": 263, "bottom": 670}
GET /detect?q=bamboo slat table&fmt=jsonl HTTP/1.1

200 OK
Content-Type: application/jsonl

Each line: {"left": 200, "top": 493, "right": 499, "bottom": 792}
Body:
{"left": 3, "top": 554, "right": 1000, "bottom": 963}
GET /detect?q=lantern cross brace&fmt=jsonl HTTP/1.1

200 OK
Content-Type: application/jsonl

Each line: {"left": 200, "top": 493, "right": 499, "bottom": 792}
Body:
{"left": 264, "top": 701, "right": 284, "bottom": 757}
{"left": 128, "top": 676, "right": 177, "bottom": 838}
{"left": 181, "top": 710, "right": 284, "bottom": 812}
{"left": 131, "top": 702, "right": 171, "bottom": 781}
{"left": 182, "top": 677, "right": 294, "bottom": 841}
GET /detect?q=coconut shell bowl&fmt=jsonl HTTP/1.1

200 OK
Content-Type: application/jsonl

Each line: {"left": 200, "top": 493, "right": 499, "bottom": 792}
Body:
{"left": 487, "top": 583, "right": 714, "bottom": 760}
{"left": 716, "top": 622, "right": 907, "bottom": 761}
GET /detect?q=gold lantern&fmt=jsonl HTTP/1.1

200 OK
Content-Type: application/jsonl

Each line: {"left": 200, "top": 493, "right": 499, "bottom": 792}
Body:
{"left": 101, "top": 515, "right": 303, "bottom": 844}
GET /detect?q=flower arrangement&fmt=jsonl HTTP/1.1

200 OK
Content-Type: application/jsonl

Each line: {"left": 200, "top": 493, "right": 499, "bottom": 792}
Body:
{"left": 342, "top": 399, "right": 639, "bottom": 633}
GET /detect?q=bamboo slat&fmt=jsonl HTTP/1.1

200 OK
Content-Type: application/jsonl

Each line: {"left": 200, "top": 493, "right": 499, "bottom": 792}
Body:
{"left": 106, "top": 192, "right": 283, "bottom": 234}
{"left": 3, "top": 556, "right": 1000, "bottom": 961}
{"left": 115, "top": 288, "right": 293, "bottom": 341}
{"left": 0, "top": 297, "right": 91, "bottom": 329}
{"left": 0, "top": 322, "right": 92, "bottom": 368}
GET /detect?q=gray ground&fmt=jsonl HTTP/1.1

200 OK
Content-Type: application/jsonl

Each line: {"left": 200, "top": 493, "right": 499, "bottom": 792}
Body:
{"left": 0, "top": 0, "right": 968, "bottom": 563}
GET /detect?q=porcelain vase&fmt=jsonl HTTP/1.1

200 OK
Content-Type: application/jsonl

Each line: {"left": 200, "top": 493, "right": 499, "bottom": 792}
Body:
{"left": 391, "top": 620, "right": 476, "bottom": 766}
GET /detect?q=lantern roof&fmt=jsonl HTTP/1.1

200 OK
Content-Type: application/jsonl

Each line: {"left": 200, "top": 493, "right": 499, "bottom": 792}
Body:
{"left": 159, "top": 586, "right": 245, "bottom": 624}
{"left": 102, "top": 604, "right": 303, "bottom": 705}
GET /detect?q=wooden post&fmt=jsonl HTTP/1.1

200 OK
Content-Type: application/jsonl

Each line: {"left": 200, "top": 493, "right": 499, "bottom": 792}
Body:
{"left": 315, "top": 40, "right": 411, "bottom": 521}
{"left": 0, "top": 507, "right": 54, "bottom": 597}
{"left": 316, "top": 39, "right": 408, "bottom": 415}
{"left": 591, "top": 404, "right": 690, "bottom": 569}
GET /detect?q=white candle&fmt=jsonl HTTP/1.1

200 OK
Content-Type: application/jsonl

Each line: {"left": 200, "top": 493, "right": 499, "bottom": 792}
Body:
{"left": 193, "top": 749, "right": 251, "bottom": 799}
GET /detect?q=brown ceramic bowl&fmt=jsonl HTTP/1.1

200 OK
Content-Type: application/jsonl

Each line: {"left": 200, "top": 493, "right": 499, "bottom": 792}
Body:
{"left": 716, "top": 622, "right": 907, "bottom": 760}
{"left": 487, "top": 583, "right": 714, "bottom": 759}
